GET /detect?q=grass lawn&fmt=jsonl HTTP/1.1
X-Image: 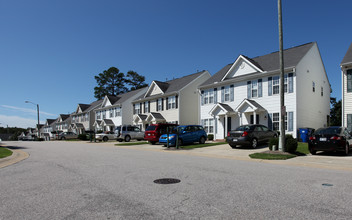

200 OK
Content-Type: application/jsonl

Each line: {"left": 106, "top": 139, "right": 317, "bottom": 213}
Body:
{"left": 249, "top": 152, "right": 297, "bottom": 160}
{"left": 296, "top": 142, "right": 309, "bottom": 155}
{"left": 0, "top": 147, "right": 13, "bottom": 159}
{"left": 180, "top": 142, "right": 227, "bottom": 149}
{"left": 249, "top": 142, "right": 310, "bottom": 160}
{"left": 115, "top": 141, "right": 149, "bottom": 146}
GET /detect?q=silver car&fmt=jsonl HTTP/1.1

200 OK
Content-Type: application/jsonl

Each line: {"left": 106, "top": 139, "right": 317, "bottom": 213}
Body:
{"left": 116, "top": 125, "right": 145, "bottom": 142}
{"left": 58, "top": 132, "right": 78, "bottom": 140}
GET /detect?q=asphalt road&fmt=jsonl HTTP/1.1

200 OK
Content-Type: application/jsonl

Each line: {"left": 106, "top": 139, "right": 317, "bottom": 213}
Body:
{"left": 1, "top": 141, "right": 352, "bottom": 219}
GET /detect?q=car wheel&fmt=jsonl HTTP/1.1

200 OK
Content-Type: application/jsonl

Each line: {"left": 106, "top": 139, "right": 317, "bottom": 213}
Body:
{"left": 309, "top": 148, "right": 317, "bottom": 155}
{"left": 177, "top": 139, "right": 183, "bottom": 146}
{"left": 149, "top": 141, "right": 156, "bottom": 145}
{"left": 118, "top": 139, "right": 123, "bottom": 142}
{"left": 199, "top": 136, "right": 206, "bottom": 144}
{"left": 125, "top": 135, "right": 131, "bottom": 142}
{"left": 103, "top": 136, "right": 108, "bottom": 142}
{"left": 230, "top": 144, "right": 236, "bottom": 149}
{"left": 344, "top": 143, "right": 349, "bottom": 156}
{"left": 251, "top": 138, "right": 258, "bottom": 148}
{"left": 137, "top": 139, "right": 142, "bottom": 141}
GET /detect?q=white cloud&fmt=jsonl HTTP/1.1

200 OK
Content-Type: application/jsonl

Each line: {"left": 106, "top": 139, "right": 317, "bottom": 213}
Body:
{"left": 1, "top": 105, "right": 57, "bottom": 117}
{"left": 0, "top": 115, "right": 42, "bottom": 128}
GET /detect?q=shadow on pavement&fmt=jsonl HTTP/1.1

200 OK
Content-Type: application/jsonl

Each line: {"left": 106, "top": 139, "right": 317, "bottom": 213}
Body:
{"left": 1, "top": 145, "right": 28, "bottom": 150}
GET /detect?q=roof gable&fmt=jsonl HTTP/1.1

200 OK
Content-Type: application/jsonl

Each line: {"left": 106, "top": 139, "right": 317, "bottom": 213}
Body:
{"left": 144, "top": 81, "right": 168, "bottom": 97}
{"left": 222, "top": 55, "right": 264, "bottom": 80}
{"left": 341, "top": 43, "right": 352, "bottom": 66}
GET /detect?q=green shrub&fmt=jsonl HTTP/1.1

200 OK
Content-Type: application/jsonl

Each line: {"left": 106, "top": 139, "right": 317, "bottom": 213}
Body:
{"left": 269, "top": 137, "right": 278, "bottom": 150}
{"left": 34, "top": 138, "right": 45, "bottom": 141}
{"left": 78, "top": 134, "right": 88, "bottom": 140}
{"left": 208, "top": 134, "right": 214, "bottom": 141}
{"left": 268, "top": 135, "right": 297, "bottom": 153}
{"left": 286, "top": 137, "right": 298, "bottom": 153}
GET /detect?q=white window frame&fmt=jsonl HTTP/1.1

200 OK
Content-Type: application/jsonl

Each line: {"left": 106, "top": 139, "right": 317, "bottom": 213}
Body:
{"left": 224, "top": 86, "right": 230, "bottom": 102}
{"left": 168, "top": 96, "right": 176, "bottom": 109}
{"left": 157, "top": 99, "right": 162, "bottom": 111}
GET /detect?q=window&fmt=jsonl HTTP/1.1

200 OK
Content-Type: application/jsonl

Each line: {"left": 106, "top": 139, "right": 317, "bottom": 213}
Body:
{"left": 202, "top": 118, "right": 214, "bottom": 134}
{"left": 168, "top": 96, "right": 176, "bottom": 109}
{"left": 109, "top": 109, "right": 113, "bottom": 118}
{"left": 347, "top": 69, "right": 352, "bottom": 93}
{"left": 97, "top": 111, "right": 101, "bottom": 120}
{"left": 247, "top": 79, "right": 262, "bottom": 98}
{"left": 312, "top": 81, "right": 315, "bottom": 92}
{"left": 157, "top": 99, "right": 162, "bottom": 111}
{"left": 270, "top": 112, "right": 293, "bottom": 131}
{"left": 134, "top": 103, "right": 141, "bottom": 114}
{"left": 268, "top": 73, "right": 293, "bottom": 96}
{"left": 102, "top": 110, "right": 106, "bottom": 119}
{"left": 85, "top": 113, "right": 89, "bottom": 121}
{"left": 273, "top": 76, "right": 279, "bottom": 95}
{"left": 321, "top": 87, "right": 324, "bottom": 96}
{"left": 272, "top": 113, "right": 280, "bottom": 131}
{"left": 116, "top": 107, "right": 121, "bottom": 116}
{"left": 347, "top": 114, "right": 352, "bottom": 132}
{"left": 144, "top": 101, "right": 149, "bottom": 113}
{"left": 251, "top": 80, "right": 258, "bottom": 97}
{"left": 202, "top": 89, "right": 216, "bottom": 105}
{"left": 224, "top": 86, "right": 230, "bottom": 101}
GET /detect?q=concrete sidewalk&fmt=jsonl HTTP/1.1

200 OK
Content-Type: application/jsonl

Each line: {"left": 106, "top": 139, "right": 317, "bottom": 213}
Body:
{"left": 0, "top": 145, "right": 29, "bottom": 169}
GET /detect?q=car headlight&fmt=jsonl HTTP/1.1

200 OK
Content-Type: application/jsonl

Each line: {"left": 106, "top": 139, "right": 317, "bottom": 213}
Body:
{"left": 169, "top": 135, "right": 176, "bottom": 139}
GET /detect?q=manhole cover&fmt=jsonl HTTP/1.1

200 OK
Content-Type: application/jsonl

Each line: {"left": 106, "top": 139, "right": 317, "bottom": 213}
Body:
{"left": 153, "top": 178, "right": 181, "bottom": 184}
{"left": 322, "top": 183, "right": 333, "bottom": 187}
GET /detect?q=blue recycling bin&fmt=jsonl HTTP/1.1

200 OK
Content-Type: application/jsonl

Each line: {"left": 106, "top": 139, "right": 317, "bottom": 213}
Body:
{"left": 299, "top": 128, "right": 309, "bottom": 143}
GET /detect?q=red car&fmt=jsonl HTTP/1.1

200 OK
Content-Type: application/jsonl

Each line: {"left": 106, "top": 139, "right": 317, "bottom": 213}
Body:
{"left": 144, "top": 123, "right": 178, "bottom": 144}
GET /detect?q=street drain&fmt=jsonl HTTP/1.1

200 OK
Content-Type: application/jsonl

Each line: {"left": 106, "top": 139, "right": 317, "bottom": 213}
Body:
{"left": 322, "top": 183, "right": 333, "bottom": 187}
{"left": 154, "top": 178, "right": 181, "bottom": 184}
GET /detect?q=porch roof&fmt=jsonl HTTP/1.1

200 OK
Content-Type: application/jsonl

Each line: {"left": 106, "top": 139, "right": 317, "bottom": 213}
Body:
{"left": 209, "top": 103, "right": 235, "bottom": 116}
{"left": 102, "top": 119, "right": 115, "bottom": 126}
{"left": 235, "top": 99, "right": 266, "bottom": 113}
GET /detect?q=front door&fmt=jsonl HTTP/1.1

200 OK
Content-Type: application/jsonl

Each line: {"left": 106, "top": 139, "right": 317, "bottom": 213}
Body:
{"left": 250, "top": 115, "right": 260, "bottom": 124}
{"left": 224, "top": 117, "right": 232, "bottom": 137}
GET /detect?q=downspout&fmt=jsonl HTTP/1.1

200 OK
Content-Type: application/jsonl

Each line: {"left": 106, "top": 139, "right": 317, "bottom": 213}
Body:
{"left": 342, "top": 67, "right": 345, "bottom": 127}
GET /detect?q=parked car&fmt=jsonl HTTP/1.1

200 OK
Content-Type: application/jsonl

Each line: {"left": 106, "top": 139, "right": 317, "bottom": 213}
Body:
{"left": 226, "top": 124, "right": 277, "bottom": 148}
{"left": 58, "top": 132, "right": 78, "bottom": 140}
{"left": 116, "top": 125, "right": 145, "bottom": 142}
{"left": 95, "top": 131, "right": 117, "bottom": 142}
{"left": 308, "top": 126, "right": 352, "bottom": 155}
{"left": 159, "top": 125, "right": 207, "bottom": 147}
{"left": 144, "top": 123, "right": 178, "bottom": 144}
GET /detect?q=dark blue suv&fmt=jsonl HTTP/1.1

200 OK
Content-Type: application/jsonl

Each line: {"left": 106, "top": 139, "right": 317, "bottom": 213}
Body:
{"left": 159, "top": 125, "right": 207, "bottom": 146}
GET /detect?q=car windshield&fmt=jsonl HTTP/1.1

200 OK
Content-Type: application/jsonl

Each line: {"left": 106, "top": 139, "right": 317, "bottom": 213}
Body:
{"left": 146, "top": 125, "right": 156, "bottom": 131}
{"left": 235, "top": 125, "right": 252, "bottom": 131}
{"left": 314, "top": 127, "right": 341, "bottom": 135}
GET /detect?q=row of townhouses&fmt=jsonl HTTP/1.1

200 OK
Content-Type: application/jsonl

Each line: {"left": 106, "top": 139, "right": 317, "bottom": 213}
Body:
{"left": 37, "top": 42, "right": 351, "bottom": 141}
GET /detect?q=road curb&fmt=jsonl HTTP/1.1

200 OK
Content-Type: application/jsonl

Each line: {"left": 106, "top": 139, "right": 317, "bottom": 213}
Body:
{"left": 0, "top": 146, "right": 29, "bottom": 169}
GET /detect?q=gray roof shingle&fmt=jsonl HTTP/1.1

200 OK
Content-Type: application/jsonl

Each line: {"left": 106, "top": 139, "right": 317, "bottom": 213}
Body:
{"left": 341, "top": 43, "right": 352, "bottom": 65}
{"left": 201, "top": 42, "right": 315, "bottom": 87}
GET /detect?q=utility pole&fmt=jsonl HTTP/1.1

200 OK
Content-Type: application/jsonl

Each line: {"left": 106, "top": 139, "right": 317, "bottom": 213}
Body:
{"left": 278, "top": 0, "right": 286, "bottom": 152}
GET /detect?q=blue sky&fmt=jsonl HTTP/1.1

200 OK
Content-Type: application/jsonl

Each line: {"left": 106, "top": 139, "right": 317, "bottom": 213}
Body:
{"left": 0, "top": 0, "right": 351, "bottom": 128}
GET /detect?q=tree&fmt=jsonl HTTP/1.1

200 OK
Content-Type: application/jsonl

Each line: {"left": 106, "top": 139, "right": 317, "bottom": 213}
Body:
{"left": 126, "top": 71, "right": 148, "bottom": 90}
{"left": 94, "top": 67, "right": 128, "bottom": 100}
{"left": 330, "top": 98, "right": 342, "bottom": 126}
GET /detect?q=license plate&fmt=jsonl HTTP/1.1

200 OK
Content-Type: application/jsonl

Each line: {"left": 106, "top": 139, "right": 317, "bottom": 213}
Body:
{"left": 232, "top": 139, "right": 237, "bottom": 142}
{"left": 320, "top": 138, "right": 327, "bottom": 141}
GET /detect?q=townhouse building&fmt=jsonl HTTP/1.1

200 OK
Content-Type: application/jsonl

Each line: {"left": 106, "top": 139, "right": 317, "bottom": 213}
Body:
{"left": 55, "top": 114, "right": 71, "bottom": 133}
{"left": 93, "top": 87, "right": 148, "bottom": 132}
{"left": 199, "top": 42, "right": 330, "bottom": 140}
{"left": 43, "top": 119, "right": 56, "bottom": 140}
{"left": 341, "top": 43, "right": 352, "bottom": 131}
{"left": 132, "top": 71, "right": 211, "bottom": 130}
{"left": 70, "top": 100, "right": 103, "bottom": 134}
